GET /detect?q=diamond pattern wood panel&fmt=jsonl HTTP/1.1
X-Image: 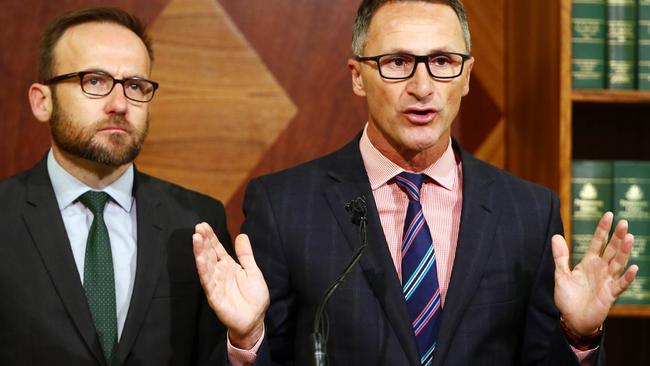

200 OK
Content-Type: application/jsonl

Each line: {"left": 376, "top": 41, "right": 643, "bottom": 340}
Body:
{"left": 137, "top": 0, "right": 296, "bottom": 202}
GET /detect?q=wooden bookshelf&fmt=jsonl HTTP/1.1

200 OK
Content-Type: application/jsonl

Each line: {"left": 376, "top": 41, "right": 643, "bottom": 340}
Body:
{"left": 504, "top": 1, "right": 650, "bottom": 363}
{"left": 561, "top": 0, "right": 650, "bottom": 318}
{"left": 573, "top": 89, "right": 650, "bottom": 104}
{"left": 610, "top": 305, "right": 650, "bottom": 317}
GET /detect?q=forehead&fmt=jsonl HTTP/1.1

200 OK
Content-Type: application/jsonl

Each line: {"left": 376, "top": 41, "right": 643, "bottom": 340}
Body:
{"left": 53, "top": 21, "right": 151, "bottom": 77}
{"left": 365, "top": 2, "right": 465, "bottom": 54}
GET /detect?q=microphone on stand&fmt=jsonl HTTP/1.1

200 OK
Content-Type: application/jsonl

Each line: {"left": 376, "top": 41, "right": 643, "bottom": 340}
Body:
{"left": 312, "top": 196, "right": 368, "bottom": 366}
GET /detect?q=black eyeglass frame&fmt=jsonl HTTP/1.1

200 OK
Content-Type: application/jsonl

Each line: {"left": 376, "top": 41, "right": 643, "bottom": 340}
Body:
{"left": 355, "top": 52, "right": 470, "bottom": 80}
{"left": 44, "top": 71, "right": 160, "bottom": 103}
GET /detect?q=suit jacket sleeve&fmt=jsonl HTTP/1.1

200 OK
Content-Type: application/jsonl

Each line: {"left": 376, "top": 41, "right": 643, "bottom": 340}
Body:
{"left": 241, "top": 177, "right": 296, "bottom": 366}
{"left": 520, "top": 192, "right": 604, "bottom": 366}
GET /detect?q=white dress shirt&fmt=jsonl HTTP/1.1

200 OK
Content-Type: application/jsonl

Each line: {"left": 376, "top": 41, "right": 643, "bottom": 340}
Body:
{"left": 47, "top": 150, "right": 137, "bottom": 339}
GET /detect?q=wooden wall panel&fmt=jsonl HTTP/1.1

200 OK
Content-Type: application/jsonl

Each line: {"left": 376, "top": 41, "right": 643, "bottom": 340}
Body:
{"left": 138, "top": 0, "right": 297, "bottom": 204}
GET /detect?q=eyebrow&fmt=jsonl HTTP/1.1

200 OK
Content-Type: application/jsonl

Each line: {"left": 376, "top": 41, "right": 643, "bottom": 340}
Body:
{"left": 381, "top": 48, "right": 461, "bottom": 55}
{"left": 81, "top": 68, "right": 147, "bottom": 79}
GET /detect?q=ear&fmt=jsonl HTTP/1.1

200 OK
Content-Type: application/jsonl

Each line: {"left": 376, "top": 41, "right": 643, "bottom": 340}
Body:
{"left": 461, "top": 56, "right": 475, "bottom": 96}
{"left": 29, "top": 83, "right": 53, "bottom": 123}
{"left": 347, "top": 58, "right": 366, "bottom": 97}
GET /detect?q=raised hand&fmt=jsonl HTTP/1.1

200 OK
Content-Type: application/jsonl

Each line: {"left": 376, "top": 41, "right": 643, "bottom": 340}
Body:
{"left": 552, "top": 212, "right": 638, "bottom": 336}
{"left": 193, "top": 222, "right": 270, "bottom": 349}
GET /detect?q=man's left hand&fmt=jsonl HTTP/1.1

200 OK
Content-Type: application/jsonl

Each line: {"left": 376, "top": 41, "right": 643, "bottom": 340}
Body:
{"left": 552, "top": 212, "right": 638, "bottom": 336}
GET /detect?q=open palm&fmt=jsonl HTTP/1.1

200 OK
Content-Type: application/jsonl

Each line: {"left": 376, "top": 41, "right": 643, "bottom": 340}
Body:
{"left": 552, "top": 212, "right": 638, "bottom": 335}
{"left": 193, "top": 222, "right": 269, "bottom": 349}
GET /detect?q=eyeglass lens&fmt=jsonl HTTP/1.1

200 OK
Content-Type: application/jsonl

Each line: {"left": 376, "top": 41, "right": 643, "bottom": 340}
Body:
{"left": 378, "top": 53, "right": 464, "bottom": 78}
{"left": 81, "top": 73, "right": 156, "bottom": 102}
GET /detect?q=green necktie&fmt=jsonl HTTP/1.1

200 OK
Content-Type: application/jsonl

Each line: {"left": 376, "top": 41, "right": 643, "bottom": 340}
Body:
{"left": 79, "top": 191, "right": 117, "bottom": 364}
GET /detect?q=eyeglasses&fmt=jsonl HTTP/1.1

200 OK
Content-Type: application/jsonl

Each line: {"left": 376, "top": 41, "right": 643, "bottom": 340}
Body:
{"left": 355, "top": 52, "right": 470, "bottom": 80}
{"left": 45, "top": 71, "right": 159, "bottom": 103}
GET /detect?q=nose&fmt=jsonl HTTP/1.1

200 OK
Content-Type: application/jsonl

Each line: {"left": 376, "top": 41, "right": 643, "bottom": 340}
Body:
{"left": 405, "top": 61, "right": 435, "bottom": 101}
{"left": 105, "top": 83, "right": 129, "bottom": 114}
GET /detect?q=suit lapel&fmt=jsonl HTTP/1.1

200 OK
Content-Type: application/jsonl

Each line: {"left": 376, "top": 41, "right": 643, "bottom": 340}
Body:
{"left": 433, "top": 146, "right": 501, "bottom": 366}
{"left": 114, "top": 172, "right": 165, "bottom": 364}
{"left": 22, "top": 159, "right": 107, "bottom": 365}
{"left": 323, "top": 140, "right": 421, "bottom": 366}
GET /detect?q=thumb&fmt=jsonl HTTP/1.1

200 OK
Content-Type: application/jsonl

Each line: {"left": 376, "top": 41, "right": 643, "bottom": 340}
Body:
{"left": 551, "top": 234, "right": 571, "bottom": 273}
{"left": 234, "top": 234, "right": 259, "bottom": 271}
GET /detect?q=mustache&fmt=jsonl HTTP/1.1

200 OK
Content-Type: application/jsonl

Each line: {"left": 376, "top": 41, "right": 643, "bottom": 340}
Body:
{"left": 95, "top": 115, "right": 134, "bottom": 132}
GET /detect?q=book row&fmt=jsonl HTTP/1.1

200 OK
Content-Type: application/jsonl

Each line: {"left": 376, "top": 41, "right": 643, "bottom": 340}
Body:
{"left": 572, "top": 0, "right": 650, "bottom": 89}
{"left": 572, "top": 160, "right": 650, "bottom": 304}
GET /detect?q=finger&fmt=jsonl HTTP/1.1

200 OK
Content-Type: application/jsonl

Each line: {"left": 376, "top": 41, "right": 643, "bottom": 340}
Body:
{"left": 612, "top": 264, "right": 639, "bottom": 298}
{"left": 234, "top": 234, "right": 260, "bottom": 271}
{"left": 609, "top": 233, "right": 634, "bottom": 277}
{"left": 602, "top": 219, "right": 628, "bottom": 264}
{"left": 194, "top": 222, "right": 213, "bottom": 238}
{"left": 193, "top": 232, "right": 214, "bottom": 285}
{"left": 196, "top": 222, "right": 230, "bottom": 260}
{"left": 552, "top": 234, "right": 571, "bottom": 273}
{"left": 586, "top": 212, "right": 613, "bottom": 256}
{"left": 193, "top": 223, "right": 215, "bottom": 264}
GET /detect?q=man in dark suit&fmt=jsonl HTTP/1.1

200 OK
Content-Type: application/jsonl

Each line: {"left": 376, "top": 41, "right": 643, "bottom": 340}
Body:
{"left": 194, "top": 0, "right": 638, "bottom": 365}
{"left": 0, "top": 7, "right": 268, "bottom": 366}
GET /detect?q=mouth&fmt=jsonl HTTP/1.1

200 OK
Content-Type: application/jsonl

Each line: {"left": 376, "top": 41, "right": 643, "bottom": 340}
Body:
{"left": 402, "top": 107, "right": 438, "bottom": 124}
{"left": 97, "top": 121, "right": 131, "bottom": 134}
{"left": 98, "top": 126, "right": 128, "bottom": 133}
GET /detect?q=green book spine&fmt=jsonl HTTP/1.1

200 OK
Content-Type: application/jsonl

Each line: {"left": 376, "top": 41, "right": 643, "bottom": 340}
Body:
{"left": 607, "top": 0, "right": 638, "bottom": 89}
{"left": 572, "top": 0, "right": 607, "bottom": 89}
{"left": 639, "top": 0, "right": 650, "bottom": 89}
{"left": 614, "top": 161, "right": 650, "bottom": 304}
{"left": 572, "top": 160, "right": 613, "bottom": 268}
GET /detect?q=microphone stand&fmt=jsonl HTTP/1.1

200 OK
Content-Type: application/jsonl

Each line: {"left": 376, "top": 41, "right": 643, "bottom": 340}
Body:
{"left": 312, "top": 199, "right": 368, "bottom": 366}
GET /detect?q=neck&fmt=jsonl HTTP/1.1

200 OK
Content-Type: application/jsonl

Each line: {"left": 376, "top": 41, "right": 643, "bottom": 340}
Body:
{"left": 367, "top": 130, "right": 450, "bottom": 173}
{"left": 51, "top": 145, "right": 130, "bottom": 190}
{"left": 391, "top": 143, "right": 448, "bottom": 172}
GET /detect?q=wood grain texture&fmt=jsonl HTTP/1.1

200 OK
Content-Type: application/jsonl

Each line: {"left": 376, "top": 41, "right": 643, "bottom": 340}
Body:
{"left": 573, "top": 89, "right": 650, "bottom": 103}
{"left": 137, "top": 0, "right": 296, "bottom": 203}
{"left": 464, "top": 0, "right": 505, "bottom": 110}
{"left": 474, "top": 119, "right": 505, "bottom": 167}
{"left": 560, "top": 0, "right": 573, "bottom": 233}
{"left": 505, "top": 0, "right": 562, "bottom": 196}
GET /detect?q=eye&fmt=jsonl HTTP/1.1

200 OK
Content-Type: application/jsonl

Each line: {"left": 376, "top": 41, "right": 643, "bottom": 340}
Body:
{"left": 85, "top": 74, "right": 109, "bottom": 87}
{"left": 125, "top": 79, "right": 153, "bottom": 94}
{"left": 381, "top": 54, "right": 414, "bottom": 69}
{"left": 430, "top": 55, "right": 452, "bottom": 66}
{"left": 391, "top": 57, "right": 406, "bottom": 67}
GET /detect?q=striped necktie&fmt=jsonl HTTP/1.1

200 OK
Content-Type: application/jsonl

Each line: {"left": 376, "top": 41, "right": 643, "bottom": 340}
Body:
{"left": 79, "top": 191, "right": 117, "bottom": 364}
{"left": 395, "top": 172, "right": 442, "bottom": 366}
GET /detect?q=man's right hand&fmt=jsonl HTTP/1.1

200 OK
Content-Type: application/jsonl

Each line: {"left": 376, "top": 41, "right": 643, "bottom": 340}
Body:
{"left": 192, "top": 222, "right": 270, "bottom": 349}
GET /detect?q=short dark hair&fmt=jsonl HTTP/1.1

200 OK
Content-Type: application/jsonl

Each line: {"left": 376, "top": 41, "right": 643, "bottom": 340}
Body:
{"left": 37, "top": 7, "right": 153, "bottom": 82}
{"left": 352, "top": 0, "right": 471, "bottom": 55}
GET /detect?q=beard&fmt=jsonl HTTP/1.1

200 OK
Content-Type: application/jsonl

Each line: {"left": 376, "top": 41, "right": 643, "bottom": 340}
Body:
{"left": 49, "top": 96, "right": 149, "bottom": 167}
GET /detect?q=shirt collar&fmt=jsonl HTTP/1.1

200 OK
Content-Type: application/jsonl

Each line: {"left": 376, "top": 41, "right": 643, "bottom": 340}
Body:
{"left": 359, "top": 124, "right": 458, "bottom": 191}
{"left": 47, "top": 149, "right": 135, "bottom": 212}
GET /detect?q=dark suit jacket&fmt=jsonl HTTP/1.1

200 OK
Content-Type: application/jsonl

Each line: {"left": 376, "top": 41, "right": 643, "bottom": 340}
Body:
{"left": 0, "top": 158, "right": 231, "bottom": 365}
{"left": 242, "top": 137, "right": 604, "bottom": 366}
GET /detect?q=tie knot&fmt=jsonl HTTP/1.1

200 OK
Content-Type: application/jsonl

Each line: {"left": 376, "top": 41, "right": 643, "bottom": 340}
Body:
{"left": 395, "top": 172, "right": 427, "bottom": 202}
{"left": 78, "top": 191, "right": 110, "bottom": 215}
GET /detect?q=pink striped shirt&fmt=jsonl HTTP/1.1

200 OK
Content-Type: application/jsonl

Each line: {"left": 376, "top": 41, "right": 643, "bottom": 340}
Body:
{"left": 359, "top": 128, "right": 461, "bottom": 306}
